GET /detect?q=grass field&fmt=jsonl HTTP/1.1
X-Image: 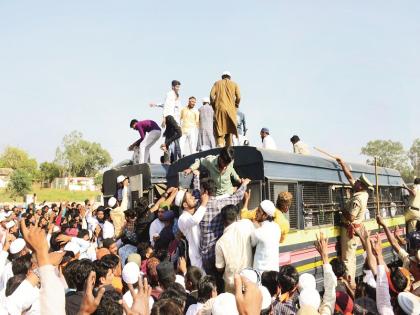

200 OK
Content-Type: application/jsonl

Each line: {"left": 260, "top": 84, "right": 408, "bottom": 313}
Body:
{"left": 0, "top": 184, "right": 100, "bottom": 203}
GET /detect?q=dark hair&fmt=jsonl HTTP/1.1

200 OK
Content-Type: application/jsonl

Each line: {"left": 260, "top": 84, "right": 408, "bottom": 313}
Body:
{"left": 62, "top": 250, "right": 76, "bottom": 265}
{"left": 5, "top": 274, "right": 26, "bottom": 297}
{"left": 93, "top": 260, "right": 112, "bottom": 287}
{"left": 155, "top": 249, "right": 169, "bottom": 262}
{"left": 330, "top": 258, "right": 347, "bottom": 278}
{"left": 64, "top": 259, "right": 95, "bottom": 291}
{"left": 151, "top": 299, "right": 183, "bottom": 315}
{"left": 102, "top": 238, "right": 115, "bottom": 250}
{"left": 12, "top": 253, "right": 32, "bottom": 276}
{"left": 219, "top": 146, "right": 234, "bottom": 165}
{"left": 261, "top": 271, "right": 279, "bottom": 297}
{"left": 185, "top": 266, "right": 203, "bottom": 291}
{"left": 221, "top": 74, "right": 231, "bottom": 79}
{"left": 171, "top": 80, "right": 181, "bottom": 87}
{"left": 414, "top": 178, "right": 420, "bottom": 185}
{"left": 84, "top": 199, "right": 90, "bottom": 206}
{"left": 130, "top": 119, "right": 138, "bottom": 128}
{"left": 200, "top": 178, "right": 217, "bottom": 196}
{"left": 93, "top": 289, "right": 123, "bottom": 315}
{"left": 390, "top": 268, "right": 408, "bottom": 292}
{"left": 96, "top": 206, "right": 106, "bottom": 213}
{"left": 78, "top": 229, "right": 90, "bottom": 239}
{"left": 101, "top": 254, "right": 120, "bottom": 269}
{"left": 124, "top": 209, "right": 137, "bottom": 219}
{"left": 278, "top": 265, "right": 299, "bottom": 293}
{"left": 221, "top": 204, "right": 238, "bottom": 226}
{"left": 137, "top": 242, "right": 152, "bottom": 260}
{"left": 49, "top": 232, "right": 62, "bottom": 252}
{"left": 159, "top": 283, "right": 187, "bottom": 308}
{"left": 197, "top": 275, "right": 217, "bottom": 303}
{"left": 188, "top": 96, "right": 196, "bottom": 100}
{"left": 355, "top": 282, "right": 376, "bottom": 300}
{"left": 290, "top": 135, "right": 300, "bottom": 144}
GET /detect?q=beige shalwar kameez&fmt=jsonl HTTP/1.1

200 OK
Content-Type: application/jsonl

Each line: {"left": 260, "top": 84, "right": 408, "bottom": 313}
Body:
{"left": 210, "top": 78, "right": 241, "bottom": 147}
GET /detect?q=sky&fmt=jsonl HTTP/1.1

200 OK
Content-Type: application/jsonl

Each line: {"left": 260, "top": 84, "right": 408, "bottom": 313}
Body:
{"left": 0, "top": 1, "right": 419, "bottom": 167}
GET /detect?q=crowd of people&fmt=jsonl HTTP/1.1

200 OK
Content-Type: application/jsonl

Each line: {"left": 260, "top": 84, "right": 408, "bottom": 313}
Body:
{"left": 129, "top": 71, "right": 310, "bottom": 165}
{"left": 0, "top": 143, "right": 419, "bottom": 315}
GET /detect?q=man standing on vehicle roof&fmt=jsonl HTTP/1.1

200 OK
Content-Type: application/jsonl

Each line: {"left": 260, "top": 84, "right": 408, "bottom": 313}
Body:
{"left": 210, "top": 71, "right": 241, "bottom": 147}
{"left": 336, "top": 156, "right": 374, "bottom": 282}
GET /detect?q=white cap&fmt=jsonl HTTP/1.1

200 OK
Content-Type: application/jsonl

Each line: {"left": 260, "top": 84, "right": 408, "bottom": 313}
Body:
{"left": 222, "top": 70, "right": 231, "bottom": 77}
{"left": 398, "top": 292, "right": 420, "bottom": 315}
{"left": 298, "top": 273, "right": 316, "bottom": 291}
{"left": 260, "top": 200, "right": 276, "bottom": 217}
{"left": 240, "top": 268, "right": 261, "bottom": 285}
{"left": 174, "top": 190, "right": 186, "bottom": 207}
{"left": 117, "top": 175, "right": 127, "bottom": 183}
{"left": 259, "top": 286, "right": 272, "bottom": 310}
{"left": 212, "top": 293, "right": 238, "bottom": 315}
{"left": 64, "top": 242, "right": 80, "bottom": 255}
{"left": 5, "top": 221, "right": 15, "bottom": 229}
{"left": 299, "top": 288, "right": 321, "bottom": 310}
{"left": 175, "top": 274, "right": 186, "bottom": 288}
{"left": 10, "top": 238, "right": 26, "bottom": 254}
{"left": 202, "top": 97, "right": 210, "bottom": 103}
{"left": 122, "top": 262, "right": 140, "bottom": 284}
{"left": 108, "top": 197, "right": 117, "bottom": 208}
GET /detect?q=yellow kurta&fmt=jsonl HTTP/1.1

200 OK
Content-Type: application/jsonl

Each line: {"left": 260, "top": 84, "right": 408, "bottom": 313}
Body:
{"left": 240, "top": 207, "right": 290, "bottom": 243}
{"left": 210, "top": 78, "right": 241, "bottom": 137}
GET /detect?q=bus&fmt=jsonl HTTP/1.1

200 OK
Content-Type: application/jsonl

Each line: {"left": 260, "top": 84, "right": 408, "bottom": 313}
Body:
{"left": 103, "top": 146, "right": 406, "bottom": 286}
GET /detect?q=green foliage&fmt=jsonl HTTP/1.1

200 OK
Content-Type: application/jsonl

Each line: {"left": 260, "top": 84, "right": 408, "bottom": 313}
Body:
{"left": 408, "top": 138, "right": 420, "bottom": 179}
{"left": 39, "top": 161, "right": 62, "bottom": 183}
{"left": 55, "top": 131, "right": 112, "bottom": 177}
{"left": 361, "top": 139, "right": 415, "bottom": 182}
{"left": 0, "top": 146, "right": 38, "bottom": 177}
{"left": 7, "top": 169, "right": 33, "bottom": 199}
{"left": 0, "top": 184, "right": 98, "bottom": 202}
{"left": 94, "top": 173, "right": 103, "bottom": 186}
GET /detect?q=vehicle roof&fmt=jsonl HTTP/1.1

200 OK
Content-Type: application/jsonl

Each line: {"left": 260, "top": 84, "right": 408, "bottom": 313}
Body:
{"left": 167, "top": 146, "right": 403, "bottom": 187}
{"left": 103, "top": 163, "right": 168, "bottom": 196}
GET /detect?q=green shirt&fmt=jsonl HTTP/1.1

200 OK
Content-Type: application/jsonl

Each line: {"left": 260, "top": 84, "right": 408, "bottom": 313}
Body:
{"left": 190, "top": 155, "right": 240, "bottom": 196}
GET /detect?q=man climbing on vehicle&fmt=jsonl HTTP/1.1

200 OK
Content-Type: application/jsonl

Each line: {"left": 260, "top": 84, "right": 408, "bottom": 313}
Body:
{"left": 336, "top": 156, "right": 374, "bottom": 282}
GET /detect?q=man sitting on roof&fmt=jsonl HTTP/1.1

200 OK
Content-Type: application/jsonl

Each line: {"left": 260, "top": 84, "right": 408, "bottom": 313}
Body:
{"left": 183, "top": 146, "right": 243, "bottom": 196}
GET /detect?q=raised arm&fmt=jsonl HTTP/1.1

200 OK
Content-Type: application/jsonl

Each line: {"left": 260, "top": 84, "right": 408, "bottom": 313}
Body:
{"left": 376, "top": 216, "right": 401, "bottom": 254}
{"left": 315, "top": 232, "right": 337, "bottom": 315}
{"left": 402, "top": 183, "right": 416, "bottom": 197}
{"left": 336, "top": 157, "right": 355, "bottom": 186}
{"left": 354, "top": 225, "right": 378, "bottom": 276}
{"left": 149, "top": 187, "right": 179, "bottom": 213}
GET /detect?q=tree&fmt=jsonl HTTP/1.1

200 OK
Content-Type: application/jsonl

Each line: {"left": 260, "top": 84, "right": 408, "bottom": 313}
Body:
{"left": 7, "top": 169, "right": 33, "bottom": 200}
{"left": 55, "top": 131, "right": 112, "bottom": 177}
{"left": 0, "top": 147, "right": 38, "bottom": 177}
{"left": 39, "top": 161, "right": 62, "bottom": 183}
{"left": 94, "top": 173, "right": 103, "bottom": 186}
{"left": 361, "top": 140, "right": 412, "bottom": 182}
{"left": 408, "top": 138, "right": 420, "bottom": 179}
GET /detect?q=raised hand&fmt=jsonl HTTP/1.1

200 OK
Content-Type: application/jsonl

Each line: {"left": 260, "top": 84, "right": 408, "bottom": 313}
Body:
{"left": 315, "top": 231, "right": 329, "bottom": 263}
{"left": 234, "top": 274, "right": 262, "bottom": 315}
{"left": 78, "top": 271, "right": 105, "bottom": 315}
{"left": 123, "top": 277, "right": 152, "bottom": 315}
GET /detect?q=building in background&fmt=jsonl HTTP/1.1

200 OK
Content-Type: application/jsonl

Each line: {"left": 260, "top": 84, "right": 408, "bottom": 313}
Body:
{"left": 51, "top": 177, "right": 97, "bottom": 191}
{"left": 0, "top": 168, "right": 13, "bottom": 188}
